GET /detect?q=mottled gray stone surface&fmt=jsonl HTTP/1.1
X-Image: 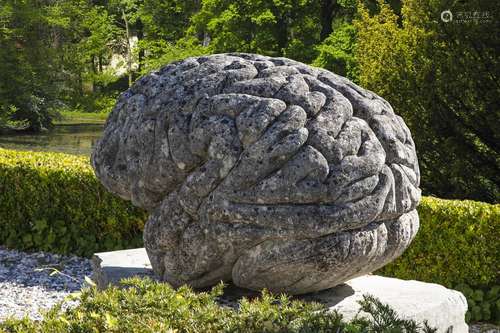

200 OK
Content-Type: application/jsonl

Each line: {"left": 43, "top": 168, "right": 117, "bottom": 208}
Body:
{"left": 310, "top": 275, "right": 468, "bottom": 333}
{"left": 91, "top": 248, "right": 155, "bottom": 288}
{"left": 92, "top": 53, "right": 421, "bottom": 294}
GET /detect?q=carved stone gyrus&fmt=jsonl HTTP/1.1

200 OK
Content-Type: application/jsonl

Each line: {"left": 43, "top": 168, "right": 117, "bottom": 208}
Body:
{"left": 91, "top": 53, "right": 421, "bottom": 295}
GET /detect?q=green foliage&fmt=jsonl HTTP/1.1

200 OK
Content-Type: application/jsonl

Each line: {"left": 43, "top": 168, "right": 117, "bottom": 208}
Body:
{"left": 1, "top": 149, "right": 498, "bottom": 323}
{"left": 0, "top": 0, "right": 60, "bottom": 131}
{"left": 54, "top": 110, "right": 109, "bottom": 125}
{"left": 0, "top": 148, "right": 146, "bottom": 257}
{"left": 380, "top": 196, "right": 500, "bottom": 324}
{"left": 140, "top": 0, "right": 201, "bottom": 42}
{"left": 313, "top": 22, "right": 359, "bottom": 80}
{"left": 355, "top": 0, "right": 500, "bottom": 203}
{"left": 136, "top": 0, "right": 207, "bottom": 73}
{"left": 356, "top": 295, "right": 436, "bottom": 332}
{"left": 0, "top": 0, "right": 123, "bottom": 128}
{"left": 0, "top": 105, "right": 28, "bottom": 132}
{"left": 0, "top": 278, "right": 437, "bottom": 333}
{"left": 381, "top": 197, "right": 499, "bottom": 287}
{"left": 137, "top": 39, "right": 208, "bottom": 74}
{"left": 311, "top": 0, "right": 361, "bottom": 80}
{"left": 455, "top": 284, "right": 500, "bottom": 323}
{"left": 0, "top": 0, "right": 395, "bottom": 132}
{"left": 188, "top": 0, "right": 326, "bottom": 63}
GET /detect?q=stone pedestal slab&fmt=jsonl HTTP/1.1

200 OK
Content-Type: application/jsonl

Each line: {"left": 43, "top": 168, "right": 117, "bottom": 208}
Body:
{"left": 92, "top": 248, "right": 468, "bottom": 332}
{"left": 303, "top": 275, "right": 468, "bottom": 333}
{"left": 91, "top": 248, "right": 156, "bottom": 288}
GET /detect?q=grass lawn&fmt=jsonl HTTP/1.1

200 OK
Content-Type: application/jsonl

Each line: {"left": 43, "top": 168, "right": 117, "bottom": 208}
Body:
{"left": 54, "top": 111, "right": 109, "bottom": 125}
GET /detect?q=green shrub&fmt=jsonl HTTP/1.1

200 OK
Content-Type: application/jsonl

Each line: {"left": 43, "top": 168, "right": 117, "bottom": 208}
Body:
{"left": 0, "top": 148, "right": 146, "bottom": 257}
{"left": 0, "top": 278, "right": 438, "bottom": 333}
{"left": 454, "top": 284, "right": 500, "bottom": 323}
{"left": 1, "top": 149, "right": 498, "bottom": 322}
{"left": 379, "top": 196, "right": 500, "bottom": 323}
{"left": 355, "top": 0, "right": 499, "bottom": 203}
{"left": 313, "top": 22, "right": 359, "bottom": 81}
{"left": 381, "top": 197, "right": 499, "bottom": 287}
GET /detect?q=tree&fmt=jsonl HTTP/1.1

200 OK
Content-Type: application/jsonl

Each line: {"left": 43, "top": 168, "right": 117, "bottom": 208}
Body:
{"left": 106, "top": 0, "right": 144, "bottom": 87}
{"left": 188, "top": 0, "right": 326, "bottom": 63}
{"left": 60, "top": 1, "right": 121, "bottom": 108}
{"left": 138, "top": 0, "right": 206, "bottom": 73}
{"left": 141, "top": 0, "right": 200, "bottom": 42}
{"left": 312, "top": 0, "right": 404, "bottom": 81}
{"left": 0, "top": 0, "right": 61, "bottom": 131}
{"left": 355, "top": 0, "right": 499, "bottom": 202}
{"left": 0, "top": 0, "right": 124, "bottom": 130}
{"left": 313, "top": 21, "right": 358, "bottom": 80}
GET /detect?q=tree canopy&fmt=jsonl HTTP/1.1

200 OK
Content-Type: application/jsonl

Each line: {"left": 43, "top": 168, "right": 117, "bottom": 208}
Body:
{"left": 355, "top": 0, "right": 499, "bottom": 202}
{"left": 0, "top": 0, "right": 497, "bottom": 203}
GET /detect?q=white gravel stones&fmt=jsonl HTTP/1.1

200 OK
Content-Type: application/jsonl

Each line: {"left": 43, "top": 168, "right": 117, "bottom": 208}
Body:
{"left": 0, "top": 246, "right": 91, "bottom": 321}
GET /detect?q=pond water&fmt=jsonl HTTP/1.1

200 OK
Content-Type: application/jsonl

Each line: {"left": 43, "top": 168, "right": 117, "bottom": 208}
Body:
{"left": 0, "top": 123, "right": 104, "bottom": 156}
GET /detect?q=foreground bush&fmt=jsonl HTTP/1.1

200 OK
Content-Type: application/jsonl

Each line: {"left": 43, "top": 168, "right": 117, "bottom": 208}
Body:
{"left": 0, "top": 278, "right": 437, "bottom": 333}
{"left": 0, "top": 148, "right": 146, "bottom": 256}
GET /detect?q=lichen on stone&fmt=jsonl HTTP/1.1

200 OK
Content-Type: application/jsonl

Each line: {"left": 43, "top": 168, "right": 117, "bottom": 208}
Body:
{"left": 92, "top": 53, "right": 421, "bottom": 295}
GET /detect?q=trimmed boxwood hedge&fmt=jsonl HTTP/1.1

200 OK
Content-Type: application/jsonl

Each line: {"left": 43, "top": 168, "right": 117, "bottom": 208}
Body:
{"left": 381, "top": 196, "right": 499, "bottom": 288}
{"left": 379, "top": 196, "right": 500, "bottom": 323}
{"left": 1, "top": 148, "right": 499, "bottom": 322}
{"left": 0, "top": 148, "right": 146, "bottom": 257}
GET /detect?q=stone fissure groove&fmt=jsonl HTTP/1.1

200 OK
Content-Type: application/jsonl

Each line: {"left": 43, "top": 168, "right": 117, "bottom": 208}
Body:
{"left": 92, "top": 53, "right": 421, "bottom": 294}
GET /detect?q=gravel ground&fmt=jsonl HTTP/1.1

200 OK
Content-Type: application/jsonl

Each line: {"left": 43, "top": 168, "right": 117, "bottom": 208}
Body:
{"left": 0, "top": 246, "right": 92, "bottom": 321}
{"left": 0, "top": 246, "right": 498, "bottom": 333}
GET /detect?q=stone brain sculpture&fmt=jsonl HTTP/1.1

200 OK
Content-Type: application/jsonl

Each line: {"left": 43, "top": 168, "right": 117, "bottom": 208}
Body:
{"left": 91, "top": 53, "right": 421, "bottom": 295}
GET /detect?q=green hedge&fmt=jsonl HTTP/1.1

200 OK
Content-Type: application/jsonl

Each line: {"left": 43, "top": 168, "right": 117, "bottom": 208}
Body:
{"left": 381, "top": 196, "right": 499, "bottom": 287}
{"left": 379, "top": 197, "right": 500, "bottom": 323}
{"left": 1, "top": 149, "right": 496, "bottom": 284}
{"left": 0, "top": 148, "right": 146, "bottom": 257}
{"left": 1, "top": 148, "right": 499, "bottom": 322}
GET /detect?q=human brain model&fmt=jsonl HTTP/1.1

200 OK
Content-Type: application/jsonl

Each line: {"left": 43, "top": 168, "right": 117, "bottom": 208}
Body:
{"left": 92, "top": 53, "right": 421, "bottom": 295}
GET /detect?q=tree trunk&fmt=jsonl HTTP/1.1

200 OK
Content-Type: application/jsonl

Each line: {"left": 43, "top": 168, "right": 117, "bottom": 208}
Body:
{"left": 137, "top": 18, "right": 144, "bottom": 75}
{"left": 320, "top": 0, "right": 336, "bottom": 40}
{"left": 98, "top": 55, "right": 103, "bottom": 73}
{"left": 122, "top": 9, "right": 132, "bottom": 87}
{"left": 276, "top": 13, "right": 289, "bottom": 53}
